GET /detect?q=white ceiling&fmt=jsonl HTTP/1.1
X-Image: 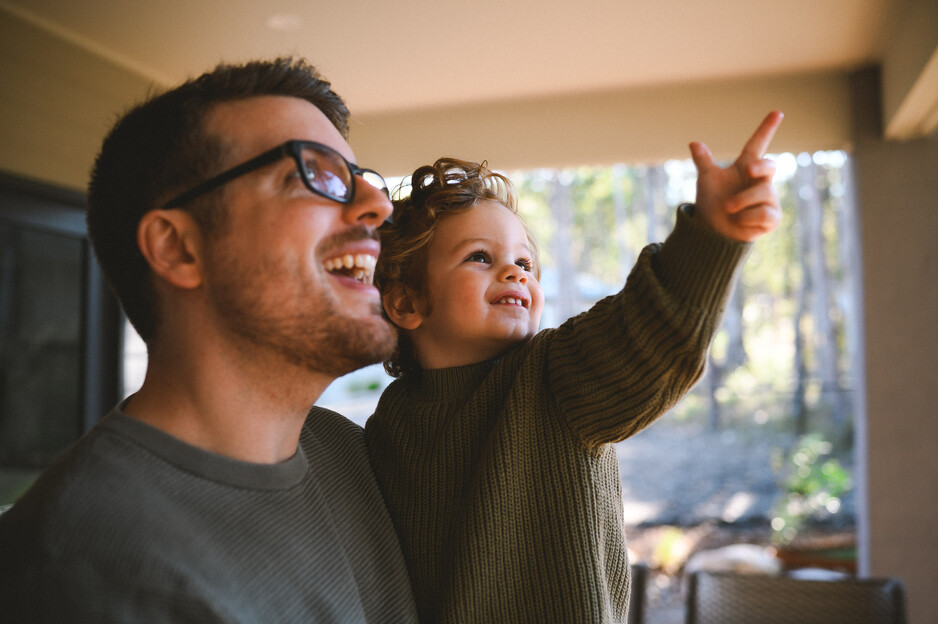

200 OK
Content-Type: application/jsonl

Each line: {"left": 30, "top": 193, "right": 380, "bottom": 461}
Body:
{"left": 1, "top": 0, "right": 899, "bottom": 116}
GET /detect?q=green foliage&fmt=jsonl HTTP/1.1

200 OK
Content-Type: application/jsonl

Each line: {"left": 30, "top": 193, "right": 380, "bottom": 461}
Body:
{"left": 771, "top": 433, "right": 851, "bottom": 544}
{"left": 652, "top": 526, "right": 691, "bottom": 574}
{"left": 346, "top": 377, "right": 384, "bottom": 394}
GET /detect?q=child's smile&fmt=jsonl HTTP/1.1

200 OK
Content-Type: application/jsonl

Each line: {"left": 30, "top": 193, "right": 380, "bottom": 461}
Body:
{"left": 492, "top": 293, "right": 529, "bottom": 308}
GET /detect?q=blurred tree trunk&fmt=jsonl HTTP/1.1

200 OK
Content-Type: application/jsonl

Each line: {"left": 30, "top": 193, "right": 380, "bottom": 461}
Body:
{"left": 642, "top": 165, "right": 668, "bottom": 244}
{"left": 706, "top": 285, "right": 748, "bottom": 431}
{"left": 791, "top": 158, "right": 812, "bottom": 434}
{"left": 706, "top": 357, "right": 724, "bottom": 431}
{"left": 792, "top": 256, "right": 810, "bottom": 436}
{"left": 798, "top": 157, "right": 848, "bottom": 433}
{"left": 610, "top": 164, "right": 633, "bottom": 285}
{"left": 833, "top": 156, "right": 861, "bottom": 447}
{"left": 724, "top": 284, "right": 748, "bottom": 370}
{"left": 548, "top": 174, "right": 579, "bottom": 322}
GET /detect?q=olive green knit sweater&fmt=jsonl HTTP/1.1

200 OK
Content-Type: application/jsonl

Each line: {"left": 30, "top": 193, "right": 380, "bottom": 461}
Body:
{"left": 366, "top": 207, "right": 750, "bottom": 623}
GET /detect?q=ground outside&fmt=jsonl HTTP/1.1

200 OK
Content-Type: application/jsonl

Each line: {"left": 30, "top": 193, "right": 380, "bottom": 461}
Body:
{"left": 617, "top": 416, "right": 857, "bottom": 624}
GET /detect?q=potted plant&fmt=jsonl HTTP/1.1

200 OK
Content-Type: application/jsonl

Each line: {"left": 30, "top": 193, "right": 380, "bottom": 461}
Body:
{"left": 771, "top": 433, "right": 855, "bottom": 572}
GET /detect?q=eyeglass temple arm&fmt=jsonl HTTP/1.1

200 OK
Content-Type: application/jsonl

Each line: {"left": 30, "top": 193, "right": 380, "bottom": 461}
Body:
{"left": 163, "top": 144, "right": 289, "bottom": 208}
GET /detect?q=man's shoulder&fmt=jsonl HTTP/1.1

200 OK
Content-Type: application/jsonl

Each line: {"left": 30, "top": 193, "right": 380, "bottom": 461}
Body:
{"left": 303, "top": 405, "right": 363, "bottom": 439}
{"left": 0, "top": 425, "right": 159, "bottom": 567}
{"left": 301, "top": 406, "right": 370, "bottom": 461}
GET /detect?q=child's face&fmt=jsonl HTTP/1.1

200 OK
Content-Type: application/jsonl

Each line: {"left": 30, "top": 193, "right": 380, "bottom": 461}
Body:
{"left": 410, "top": 200, "right": 544, "bottom": 369}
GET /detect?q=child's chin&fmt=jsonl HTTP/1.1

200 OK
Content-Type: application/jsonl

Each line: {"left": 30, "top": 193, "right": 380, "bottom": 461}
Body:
{"left": 495, "top": 329, "right": 536, "bottom": 346}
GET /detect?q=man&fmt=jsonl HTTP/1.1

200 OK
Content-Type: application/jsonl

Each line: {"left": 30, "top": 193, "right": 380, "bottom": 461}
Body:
{"left": 0, "top": 58, "right": 418, "bottom": 622}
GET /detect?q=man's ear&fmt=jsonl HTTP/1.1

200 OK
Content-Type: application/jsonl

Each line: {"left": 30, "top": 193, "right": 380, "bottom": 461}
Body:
{"left": 382, "top": 283, "right": 425, "bottom": 330}
{"left": 136, "top": 209, "right": 204, "bottom": 290}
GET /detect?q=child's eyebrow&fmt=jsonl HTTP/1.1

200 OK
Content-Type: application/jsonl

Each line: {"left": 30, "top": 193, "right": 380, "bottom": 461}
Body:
{"left": 454, "top": 237, "right": 531, "bottom": 255}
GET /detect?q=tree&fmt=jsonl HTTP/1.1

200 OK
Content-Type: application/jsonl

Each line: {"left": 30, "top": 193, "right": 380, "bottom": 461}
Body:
{"left": 547, "top": 173, "right": 579, "bottom": 322}
{"left": 797, "top": 155, "right": 849, "bottom": 435}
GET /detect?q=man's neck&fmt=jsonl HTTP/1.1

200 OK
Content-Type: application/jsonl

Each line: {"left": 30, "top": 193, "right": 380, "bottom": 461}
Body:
{"left": 125, "top": 345, "right": 334, "bottom": 464}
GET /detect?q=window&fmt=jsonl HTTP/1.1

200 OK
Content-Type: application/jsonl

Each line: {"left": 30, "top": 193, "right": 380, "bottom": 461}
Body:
{"left": 0, "top": 172, "right": 120, "bottom": 506}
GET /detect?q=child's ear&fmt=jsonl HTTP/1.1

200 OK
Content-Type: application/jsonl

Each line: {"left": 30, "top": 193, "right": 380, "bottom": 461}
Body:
{"left": 382, "top": 283, "right": 424, "bottom": 330}
{"left": 137, "top": 209, "right": 204, "bottom": 290}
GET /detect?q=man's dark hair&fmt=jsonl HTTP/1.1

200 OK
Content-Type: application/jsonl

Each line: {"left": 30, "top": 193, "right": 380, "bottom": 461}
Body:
{"left": 86, "top": 57, "right": 349, "bottom": 343}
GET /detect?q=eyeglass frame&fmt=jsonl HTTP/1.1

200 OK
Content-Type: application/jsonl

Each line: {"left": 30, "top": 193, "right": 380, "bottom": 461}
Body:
{"left": 162, "top": 139, "right": 389, "bottom": 209}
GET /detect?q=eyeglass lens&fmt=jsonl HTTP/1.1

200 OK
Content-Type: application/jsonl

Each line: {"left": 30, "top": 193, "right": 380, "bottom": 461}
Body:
{"left": 300, "top": 144, "right": 351, "bottom": 201}
{"left": 298, "top": 144, "right": 388, "bottom": 202}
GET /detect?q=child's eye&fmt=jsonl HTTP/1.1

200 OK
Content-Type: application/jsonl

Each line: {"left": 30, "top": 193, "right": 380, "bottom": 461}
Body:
{"left": 516, "top": 258, "right": 533, "bottom": 271}
{"left": 465, "top": 251, "right": 490, "bottom": 264}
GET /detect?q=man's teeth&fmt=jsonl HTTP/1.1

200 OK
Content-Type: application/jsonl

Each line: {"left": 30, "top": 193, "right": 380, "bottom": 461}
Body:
{"left": 323, "top": 254, "right": 377, "bottom": 284}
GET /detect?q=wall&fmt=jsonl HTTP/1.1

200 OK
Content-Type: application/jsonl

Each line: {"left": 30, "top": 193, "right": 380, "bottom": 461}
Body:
{"left": 351, "top": 71, "right": 854, "bottom": 177}
{"left": 0, "top": 10, "right": 155, "bottom": 191}
{"left": 851, "top": 66, "right": 938, "bottom": 624}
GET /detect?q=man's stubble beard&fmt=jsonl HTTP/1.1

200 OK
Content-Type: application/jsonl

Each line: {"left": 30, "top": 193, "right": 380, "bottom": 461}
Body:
{"left": 204, "top": 243, "right": 396, "bottom": 379}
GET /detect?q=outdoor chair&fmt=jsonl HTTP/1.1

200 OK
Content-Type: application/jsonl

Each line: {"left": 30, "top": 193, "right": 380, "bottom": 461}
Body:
{"left": 628, "top": 563, "right": 647, "bottom": 624}
{"left": 684, "top": 571, "right": 906, "bottom": 624}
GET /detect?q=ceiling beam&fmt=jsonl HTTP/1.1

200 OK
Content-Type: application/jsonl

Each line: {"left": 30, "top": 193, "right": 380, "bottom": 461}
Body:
{"left": 881, "top": 0, "right": 938, "bottom": 140}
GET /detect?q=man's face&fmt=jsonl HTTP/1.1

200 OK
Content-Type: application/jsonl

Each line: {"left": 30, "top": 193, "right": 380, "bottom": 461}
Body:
{"left": 198, "top": 95, "right": 396, "bottom": 377}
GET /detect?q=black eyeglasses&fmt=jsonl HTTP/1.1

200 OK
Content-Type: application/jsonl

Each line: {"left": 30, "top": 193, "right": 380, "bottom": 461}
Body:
{"left": 163, "top": 140, "right": 389, "bottom": 208}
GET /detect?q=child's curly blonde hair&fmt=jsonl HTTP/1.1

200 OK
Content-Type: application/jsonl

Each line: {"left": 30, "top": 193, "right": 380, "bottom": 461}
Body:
{"left": 376, "top": 157, "right": 540, "bottom": 378}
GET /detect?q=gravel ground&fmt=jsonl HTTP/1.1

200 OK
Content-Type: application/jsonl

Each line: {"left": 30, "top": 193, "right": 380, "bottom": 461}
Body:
{"left": 617, "top": 415, "right": 796, "bottom": 527}
{"left": 616, "top": 414, "right": 857, "bottom": 624}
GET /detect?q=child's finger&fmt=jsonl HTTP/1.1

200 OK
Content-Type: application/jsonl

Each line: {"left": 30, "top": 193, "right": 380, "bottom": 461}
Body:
{"left": 747, "top": 158, "right": 777, "bottom": 181}
{"left": 689, "top": 141, "right": 716, "bottom": 173}
{"left": 725, "top": 183, "right": 778, "bottom": 215}
{"left": 732, "top": 204, "right": 781, "bottom": 234}
{"left": 738, "top": 111, "right": 784, "bottom": 163}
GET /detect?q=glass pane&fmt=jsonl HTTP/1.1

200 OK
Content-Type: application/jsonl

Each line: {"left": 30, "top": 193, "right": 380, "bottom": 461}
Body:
{"left": 122, "top": 317, "right": 146, "bottom": 398}
{"left": 0, "top": 223, "right": 84, "bottom": 506}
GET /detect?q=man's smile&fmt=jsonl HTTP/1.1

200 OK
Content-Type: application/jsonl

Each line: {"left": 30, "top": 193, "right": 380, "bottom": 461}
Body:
{"left": 323, "top": 252, "right": 378, "bottom": 285}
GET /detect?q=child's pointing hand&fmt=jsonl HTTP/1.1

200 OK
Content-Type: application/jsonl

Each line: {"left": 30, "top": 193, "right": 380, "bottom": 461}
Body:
{"left": 690, "top": 111, "right": 784, "bottom": 243}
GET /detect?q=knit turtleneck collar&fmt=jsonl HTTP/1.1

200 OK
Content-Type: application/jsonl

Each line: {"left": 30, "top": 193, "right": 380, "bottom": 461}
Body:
{"left": 407, "top": 359, "right": 498, "bottom": 403}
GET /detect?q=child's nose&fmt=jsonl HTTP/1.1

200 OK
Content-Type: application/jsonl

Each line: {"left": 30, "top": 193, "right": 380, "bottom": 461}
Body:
{"left": 500, "top": 264, "right": 527, "bottom": 283}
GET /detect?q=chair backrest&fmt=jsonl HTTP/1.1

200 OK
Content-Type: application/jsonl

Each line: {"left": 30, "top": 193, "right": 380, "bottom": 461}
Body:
{"left": 685, "top": 571, "right": 906, "bottom": 624}
{"left": 628, "top": 563, "right": 648, "bottom": 624}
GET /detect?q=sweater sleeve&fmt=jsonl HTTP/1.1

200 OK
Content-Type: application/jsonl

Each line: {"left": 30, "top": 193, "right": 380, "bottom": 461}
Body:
{"left": 545, "top": 205, "right": 750, "bottom": 447}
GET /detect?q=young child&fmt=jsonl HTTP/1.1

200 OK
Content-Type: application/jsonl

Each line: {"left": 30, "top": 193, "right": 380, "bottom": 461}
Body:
{"left": 365, "top": 112, "right": 784, "bottom": 623}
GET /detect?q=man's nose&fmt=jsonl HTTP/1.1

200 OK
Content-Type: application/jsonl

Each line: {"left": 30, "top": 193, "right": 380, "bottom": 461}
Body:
{"left": 344, "top": 176, "right": 393, "bottom": 226}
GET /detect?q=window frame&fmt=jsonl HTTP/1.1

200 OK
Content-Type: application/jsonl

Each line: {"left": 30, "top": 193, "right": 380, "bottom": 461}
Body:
{"left": 0, "top": 170, "right": 121, "bottom": 436}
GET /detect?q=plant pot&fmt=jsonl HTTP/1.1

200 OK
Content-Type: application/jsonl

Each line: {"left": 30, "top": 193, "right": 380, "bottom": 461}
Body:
{"left": 775, "top": 534, "right": 857, "bottom": 574}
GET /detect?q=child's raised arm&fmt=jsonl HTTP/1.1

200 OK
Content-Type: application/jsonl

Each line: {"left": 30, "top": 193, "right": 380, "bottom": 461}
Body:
{"left": 689, "top": 110, "right": 784, "bottom": 243}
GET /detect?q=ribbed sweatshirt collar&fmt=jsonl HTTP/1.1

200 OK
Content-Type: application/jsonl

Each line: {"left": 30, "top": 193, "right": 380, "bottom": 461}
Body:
{"left": 98, "top": 408, "right": 309, "bottom": 491}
